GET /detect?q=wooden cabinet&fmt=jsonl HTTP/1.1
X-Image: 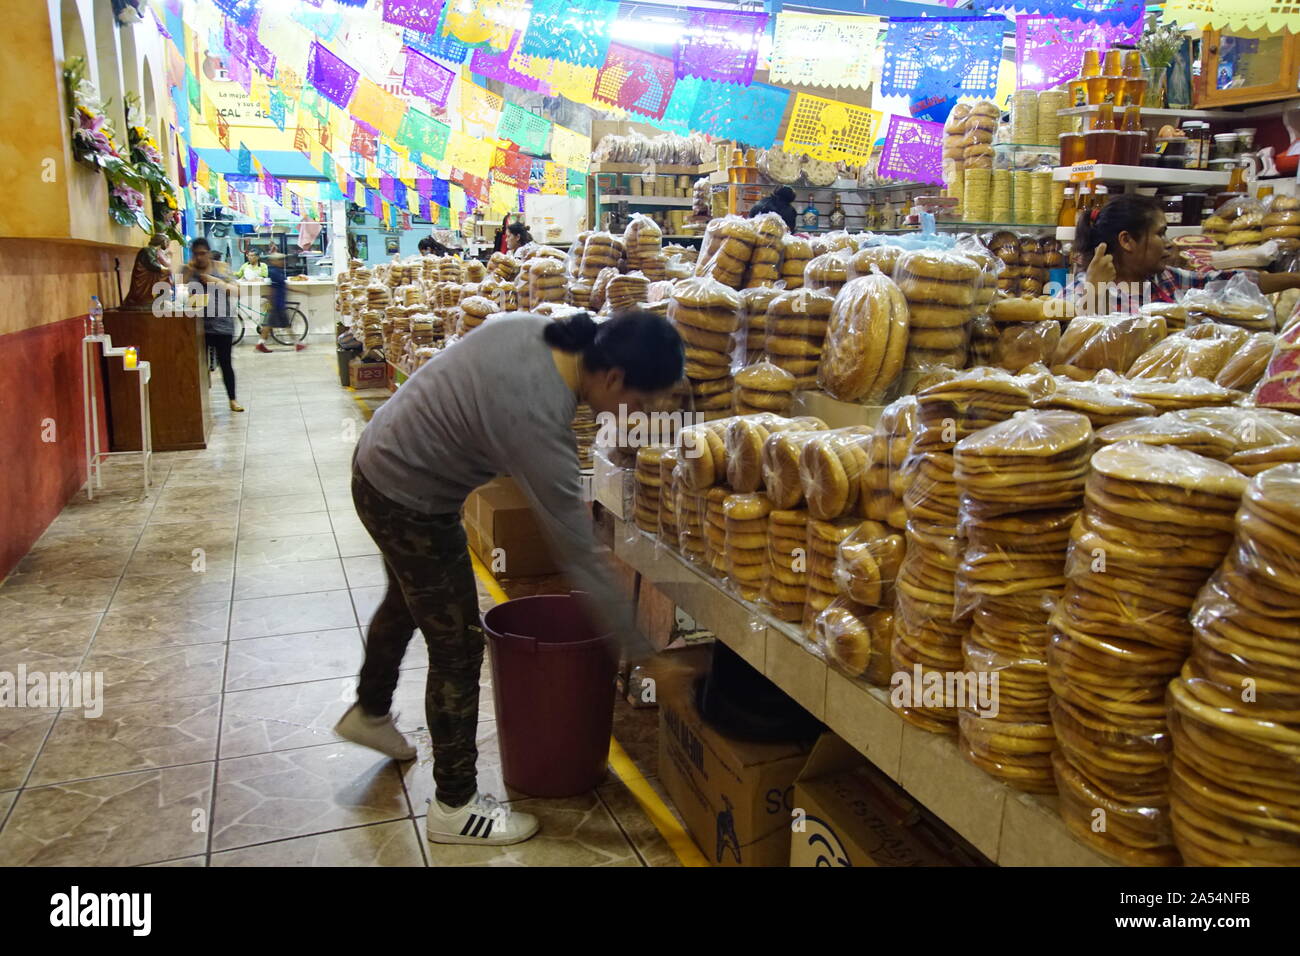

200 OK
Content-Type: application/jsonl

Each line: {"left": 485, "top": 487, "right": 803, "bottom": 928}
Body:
{"left": 1198, "top": 30, "right": 1300, "bottom": 108}
{"left": 103, "top": 310, "right": 211, "bottom": 451}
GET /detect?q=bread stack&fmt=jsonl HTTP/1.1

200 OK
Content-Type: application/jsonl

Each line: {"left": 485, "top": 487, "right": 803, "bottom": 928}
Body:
{"left": 764, "top": 288, "right": 834, "bottom": 390}
{"left": 568, "top": 232, "right": 589, "bottom": 278}
{"left": 894, "top": 370, "right": 1040, "bottom": 734}
{"left": 1177, "top": 405, "right": 1300, "bottom": 475}
{"left": 1166, "top": 464, "right": 1300, "bottom": 865}
{"left": 797, "top": 427, "right": 874, "bottom": 522}
{"left": 1053, "top": 313, "right": 1170, "bottom": 379}
{"left": 863, "top": 396, "right": 917, "bottom": 532}
{"left": 633, "top": 445, "right": 665, "bottom": 533}
{"left": 695, "top": 216, "right": 757, "bottom": 289}
{"left": 962, "top": 100, "right": 999, "bottom": 174}
{"left": 894, "top": 249, "right": 982, "bottom": 371}
{"left": 703, "top": 486, "right": 731, "bottom": 578}
{"left": 735, "top": 361, "right": 797, "bottom": 415}
{"left": 942, "top": 103, "right": 970, "bottom": 218}
{"left": 781, "top": 236, "right": 813, "bottom": 290}
{"left": 1095, "top": 413, "right": 1237, "bottom": 459}
{"left": 518, "top": 258, "right": 566, "bottom": 311}
{"left": 1127, "top": 324, "right": 1250, "bottom": 381}
{"left": 1215, "top": 331, "right": 1276, "bottom": 390}
{"left": 669, "top": 278, "right": 743, "bottom": 418}
{"left": 1034, "top": 380, "right": 1157, "bottom": 428}
{"left": 487, "top": 252, "right": 519, "bottom": 283}
{"left": 804, "top": 517, "right": 868, "bottom": 631}
{"left": 834, "top": 527, "right": 904, "bottom": 612}
{"left": 589, "top": 267, "right": 616, "bottom": 313}
{"left": 624, "top": 215, "right": 668, "bottom": 281}
{"left": 572, "top": 403, "right": 597, "bottom": 470}
{"left": 818, "top": 273, "right": 911, "bottom": 402}
{"left": 764, "top": 507, "right": 811, "bottom": 622}
{"left": 657, "top": 447, "right": 680, "bottom": 546}
{"left": 567, "top": 280, "right": 592, "bottom": 310}
{"left": 740, "top": 287, "right": 781, "bottom": 363}
{"left": 1048, "top": 441, "right": 1248, "bottom": 865}
{"left": 608, "top": 273, "right": 650, "bottom": 312}
{"left": 1112, "top": 376, "right": 1242, "bottom": 414}
{"left": 953, "top": 410, "right": 1094, "bottom": 794}
{"left": 744, "top": 213, "right": 787, "bottom": 289}
{"left": 816, "top": 602, "right": 896, "bottom": 686}
{"left": 803, "top": 251, "right": 850, "bottom": 298}
{"left": 458, "top": 295, "right": 497, "bottom": 335}
{"left": 725, "top": 414, "right": 825, "bottom": 493}
{"left": 580, "top": 232, "right": 624, "bottom": 281}
{"left": 724, "top": 493, "right": 772, "bottom": 600}
{"left": 673, "top": 466, "right": 707, "bottom": 565}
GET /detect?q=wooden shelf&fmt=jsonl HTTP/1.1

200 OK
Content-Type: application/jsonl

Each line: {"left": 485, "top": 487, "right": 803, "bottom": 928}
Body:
{"left": 611, "top": 518, "right": 1115, "bottom": 868}
{"left": 597, "top": 195, "right": 695, "bottom": 206}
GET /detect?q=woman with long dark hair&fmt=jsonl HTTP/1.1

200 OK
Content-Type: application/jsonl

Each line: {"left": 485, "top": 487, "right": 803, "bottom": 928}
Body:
{"left": 336, "top": 310, "right": 684, "bottom": 846}
{"left": 1069, "top": 194, "right": 1300, "bottom": 311}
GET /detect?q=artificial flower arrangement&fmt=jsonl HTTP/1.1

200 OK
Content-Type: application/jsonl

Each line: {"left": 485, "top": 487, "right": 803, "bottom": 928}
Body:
{"left": 64, "top": 56, "right": 152, "bottom": 231}
{"left": 125, "top": 92, "right": 184, "bottom": 242}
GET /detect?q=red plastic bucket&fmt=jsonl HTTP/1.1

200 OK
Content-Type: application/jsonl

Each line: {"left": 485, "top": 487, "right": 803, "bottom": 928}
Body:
{"left": 482, "top": 594, "right": 618, "bottom": 797}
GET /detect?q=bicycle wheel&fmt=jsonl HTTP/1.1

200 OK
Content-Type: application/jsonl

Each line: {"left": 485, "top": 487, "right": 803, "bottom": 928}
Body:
{"left": 271, "top": 306, "right": 309, "bottom": 345}
{"left": 233, "top": 312, "right": 246, "bottom": 345}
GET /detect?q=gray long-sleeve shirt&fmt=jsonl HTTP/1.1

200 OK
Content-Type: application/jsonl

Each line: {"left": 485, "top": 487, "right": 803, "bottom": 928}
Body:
{"left": 355, "top": 313, "right": 634, "bottom": 642}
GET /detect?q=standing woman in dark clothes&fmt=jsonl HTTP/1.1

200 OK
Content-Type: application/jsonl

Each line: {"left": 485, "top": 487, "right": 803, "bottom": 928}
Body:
{"left": 186, "top": 237, "right": 243, "bottom": 412}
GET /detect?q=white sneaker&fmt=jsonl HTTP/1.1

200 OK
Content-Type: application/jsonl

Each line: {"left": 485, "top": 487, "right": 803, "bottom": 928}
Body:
{"left": 426, "top": 792, "right": 540, "bottom": 846}
{"left": 333, "top": 703, "right": 417, "bottom": 761}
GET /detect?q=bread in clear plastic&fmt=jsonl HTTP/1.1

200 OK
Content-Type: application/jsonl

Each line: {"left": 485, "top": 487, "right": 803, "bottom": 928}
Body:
{"left": 817, "top": 272, "right": 911, "bottom": 403}
{"left": 669, "top": 276, "right": 744, "bottom": 387}
{"left": 1214, "top": 330, "right": 1276, "bottom": 390}
{"left": 1105, "top": 373, "right": 1243, "bottom": 413}
{"left": 723, "top": 492, "right": 772, "bottom": 600}
{"left": 734, "top": 360, "right": 797, "bottom": 415}
{"left": 763, "top": 506, "right": 810, "bottom": 622}
{"left": 724, "top": 414, "right": 825, "bottom": 493}
{"left": 657, "top": 446, "right": 680, "bottom": 545}
{"left": 744, "top": 212, "right": 788, "bottom": 289}
{"left": 803, "top": 250, "right": 852, "bottom": 297}
{"left": 863, "top": 396, "right": 916, "bottom": 531}
{"left": 804, "top": 516, "right": 868, "bottom": 632}
{"left": 633, "top": 445, "right": 665, "bottom": 533}
{"left": 893, "top": 248, "right": 983, "bottom": 371}
{"left": 797, "top": 427, "right": 875, "bottom": 521}
{"left": 779, "top": 235, "right": 813, "bottom": 290}
{"left": 579, "top": 232, "right": 624, "bottom": 281}
{"left": 763, "top": 288, "right": 835, "bottom": 390}
{"left": 1126, "top": 323, "right": 1250, "bottom": 382}
{"left": 607, "top": 272, "right": 651, "bottom": 312}
{"left": 1180, "top": 272, "right": 1275, "bottom": 331}
{"left": 814, "top": 598, "right": 895, "bottom": 686}
{"left": 694, "top": 215, "right": 757, "bottom": 289}
{"left": 833, "top": 525, "right": 904, "bottom": 608}
{"left": 1094, "top": 413, "right": 1236, "bottom": 459}
{"left": 1051, "top": 312, "right": 1170, "bottom": 378}
{"left": 739, "top": 286, "right": 782, "bottom": 361}
{"left": 994, "top": 320, "right": 1061, "bottom": 372}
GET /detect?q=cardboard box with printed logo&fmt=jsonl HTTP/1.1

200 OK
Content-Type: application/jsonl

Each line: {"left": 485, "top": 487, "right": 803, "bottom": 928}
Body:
{"left": 657, "top": 662, "right": 811, "bottom": 867}
{"left": 789, "top": 733, "right": 990, "bottom": 867}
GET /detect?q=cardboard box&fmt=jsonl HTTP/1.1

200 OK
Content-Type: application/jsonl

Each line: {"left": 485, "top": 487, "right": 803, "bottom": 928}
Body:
{"left": 463, "top": 477, "right": 559, "bottom": 578}
{"left": 349, "top": 359, "right": 387, "bottom": 389}
{"left": 789, "top": 734, "right": 989, "bottom": 867}
{"left": 658, "top": 664, "right": 811, "bottom": 866}
{"left": 592, "top": 449, "right": 635, "bottom": 519}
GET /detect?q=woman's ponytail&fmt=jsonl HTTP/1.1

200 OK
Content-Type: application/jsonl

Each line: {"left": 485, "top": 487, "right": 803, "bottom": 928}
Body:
{"left": 543, "top": 312, "right": 599, "bottom": 352}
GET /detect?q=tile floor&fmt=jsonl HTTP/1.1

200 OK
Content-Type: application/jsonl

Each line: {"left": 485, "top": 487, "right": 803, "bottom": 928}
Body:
{"left": 0, "top": 343, "right": 688, "bottom": 867}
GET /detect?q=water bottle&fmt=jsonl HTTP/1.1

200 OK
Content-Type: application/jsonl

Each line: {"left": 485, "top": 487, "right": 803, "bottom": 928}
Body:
{"left": 89, "top": 295, "right": 104, "bottom": 337}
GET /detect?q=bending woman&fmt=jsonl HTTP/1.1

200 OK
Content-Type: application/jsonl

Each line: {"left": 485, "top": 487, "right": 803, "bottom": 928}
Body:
{"left": 337, "top": 310, "right": 684, "bottom": 846}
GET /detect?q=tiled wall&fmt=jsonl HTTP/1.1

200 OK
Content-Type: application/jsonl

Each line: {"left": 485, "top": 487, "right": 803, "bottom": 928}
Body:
{"left": 0, "top": 237, "right": 131, "bottom": 577}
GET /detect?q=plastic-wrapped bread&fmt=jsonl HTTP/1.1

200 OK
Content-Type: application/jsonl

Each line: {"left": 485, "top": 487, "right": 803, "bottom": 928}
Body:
{"left": 797, "top": 427, "right": 875, "bottom": 520}
{"left": 607, "top": 272, "right": 651, "bottom": 312}
{"left": 833, "top": 526, "right": 905, "bottom": 608}
{"left": 804, "top": 516, "right": 871, "bottom": 632}
{"left": 764, "top": 288, "right": 835, "bottom": 390}
{"left": 723, "top": 492, "right": 772, "bottom": 600}
{"left": 817, "top": 273, "right": 910, "bottom": 402}
{"left": 744, "top": 212, "right": 787, "bottom": 289}
{"left": 1051, "top": 313, "right": 1169, "bottom": 378}
{"left": 669, "top": 277, "right": 743, "bottom": 393}
{"left": 1214, "top": 331, "right": 1276, "bottom": 389}
{"left": 633, "top": 445, "right": 665, "bottom": 533}
{"left": 734, "top": 360, "right": 797, "bottom": 415}
{"left": 1126, "top": 323, "right": 1249, "bottom": 382}
{"left": 995, "top": 320, "right": 1062, "bottom": 372}
{"left": 862, "top": 396, "right": 916, "bottom": 530}
{"left": 780, "top": 235, "right": 813, "bottom": 290}
{"left": 657, "top": 446, "right": 679, "bottom": 545}
{"left": 739, "top": 286, "right": 781, "bottom": 360}
{"left": 724, "top": 414, "right": 825, "bottom": 493}
{"left": 893, "top": 248, "right": 982, "bottom": 371}
{"left": 815, "top": 600, "right": 895, "bottom": 686}
{"left": 580, "top": 232, "right": 624, "bottom": 281}
{"left": 694, "top": 215, "right": 757, "bottom": 289}
{"left": 763, "top": 507, "right": 810, "bottom": 622}
{"left": 804, "top": 250, "right": 852, "bottom": 298}
{"left": 761, "top": 429, "right": 826, "bottom": 509}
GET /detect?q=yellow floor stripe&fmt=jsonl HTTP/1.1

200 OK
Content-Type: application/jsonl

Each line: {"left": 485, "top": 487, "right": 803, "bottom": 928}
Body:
{"left": 351, "top": 393, "right": 376, "bottom": 422}
{"left": 469, "top": 551, "right": 707, "bottom": 867}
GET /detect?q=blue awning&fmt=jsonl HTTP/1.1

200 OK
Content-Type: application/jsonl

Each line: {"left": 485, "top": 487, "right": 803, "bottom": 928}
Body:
{"left": 193, "top": 148, "right": 326, "bottom": 179}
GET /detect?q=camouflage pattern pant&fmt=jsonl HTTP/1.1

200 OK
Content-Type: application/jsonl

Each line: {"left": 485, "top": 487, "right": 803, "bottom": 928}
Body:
{"left": 352, "top": 464, "right": 484, "bottom": 808}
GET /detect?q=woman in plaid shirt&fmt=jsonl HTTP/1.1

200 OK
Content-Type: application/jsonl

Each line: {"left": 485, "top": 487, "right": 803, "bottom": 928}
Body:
{"left": 1064, "top": 194, "right": 1300, "bottom": 314}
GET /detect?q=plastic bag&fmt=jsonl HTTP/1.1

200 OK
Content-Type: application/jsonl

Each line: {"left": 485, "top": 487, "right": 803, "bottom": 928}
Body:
{"left": 744, "top": 212, "right": 788, "bottom": 289}
{"left": 517, "top": 257, "right": 566, "bottom": 311}
{"left": 657, "top": 446, "right": 680, "bottom": 546}
{"left": 724, "top": 414, "right": 824, "bottom": 492}
{"left": 848, "top": 245, "right": 905, "bottom": 280}
{"left": 701, "top": 486, "right": 731, "bottom": 578}
{"left": 1126, "top": 323, "right": 1250, "bottom": 381}
{"left": 1215, "top": 331, "right": 1277, "bottom": 390}
{"left": 1052, "top": 312, "right": 1169, "bottom": 378}
{"left": 764, "top": 288, "right": 836, "bottom": 390}
{"left": 607, "top": 272, "right": 650, "bottom": 312}
{"left": 580, "top": 232, "right": 624, "bottom": 281}
{"left": 780, "top": 235, "right": 813, "bottom": 289}
{"left": 954, "top": 409, "right": 1093, "bottom": 518}
{"left": 1109, "top": 375, "right": 1243, "bottom": 413}
{"left": 739, "top": 286, "right": 782, "bottom": 361}
{"left": 675, "top": 416, "right": 738, "bottom": 490}
{"left": 817, "top": 272, "right": 910, "bottom": 402}
{"left": 734, "top": 360, "right": 798, "bottom": 415}
{"left": 1180, "top": 272, "right": 1275, "bottom": 331}
{"left": 862, "top": 396, "right": 916, "bottom": 531}
{"left": 633, "top": 446, "right": 666, "bottom": 534}
{"left": 669, "top": 277, "right": 745, "bottom": 388}
{"left": 1253, "top": 315, "right": 1300, "bottom": 409}
{"left": 723, "top": 492, "right": 773, "bottom": 601}
{"left": 912, "top": 367, "right": 1043, "bottom": 453}
{"left": 958, "top": 708, "right": 1057, "bottom": 795}
{"left": 761, "top": 428, "right": 827, "bottom": 509}
{"left": 694, "top": 215, "right": 757, "bottom": 289}
{"left": 995, "top": 320, "right": 1061, "bottom": 372}
{"left": 797, "top": 427, "right": 875, "bottom": 520}
{"left": 762, "top": 507, "right": 810, "bottom": 622}
{"left": 804, "top": 516, "right": 868, "bottom": 632}
{"left": 814, "top": 599, "right": 895, "bottom": 686}
{"left": 673, "top": 465, "right": 708, "bottom": 565}
{"left": 893, "top": 248, "right": 983, "bottom": 371}
{"left": 833, "top": 525, "right": 904, "bottom": 608}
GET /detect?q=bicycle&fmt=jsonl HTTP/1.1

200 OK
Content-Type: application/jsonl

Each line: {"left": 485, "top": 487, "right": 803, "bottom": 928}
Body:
{"left": 233, "top": 296, "right": 309, "bottom": 345}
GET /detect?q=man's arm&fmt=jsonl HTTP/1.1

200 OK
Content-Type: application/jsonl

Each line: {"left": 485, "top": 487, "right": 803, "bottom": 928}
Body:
{"left": 1256, "top": 272, "right": 1300, "bottom": 295}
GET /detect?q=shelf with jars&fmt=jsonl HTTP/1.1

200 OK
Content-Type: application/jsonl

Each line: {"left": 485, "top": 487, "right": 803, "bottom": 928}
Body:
{"left": 1049, "top": 164, "right": 1231, "bottom": 187}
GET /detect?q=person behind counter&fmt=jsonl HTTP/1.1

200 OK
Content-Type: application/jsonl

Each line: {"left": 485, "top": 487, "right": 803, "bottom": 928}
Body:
{"left": 235, "top": 249, "right": 268, "bottom": 281}
{"left": 335, "top": 310, "right": 684, "bottom": 846}
{"left": 749, "top": 185, "right": 798, "bottom": 231}
{"left": 1069, "top": 194, "right": 1300, "bottom": 312}
{"left": 492, "top": 214, "right": 513, "bottom": 254}
{"left": 185, "top": 237, "right": 243, "bottom": 412}
{"left": 505, "top": 221, "right": 532, "bottom": 251}
{"left": 121, "top": 233, "right": 173, "bottom": 310}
